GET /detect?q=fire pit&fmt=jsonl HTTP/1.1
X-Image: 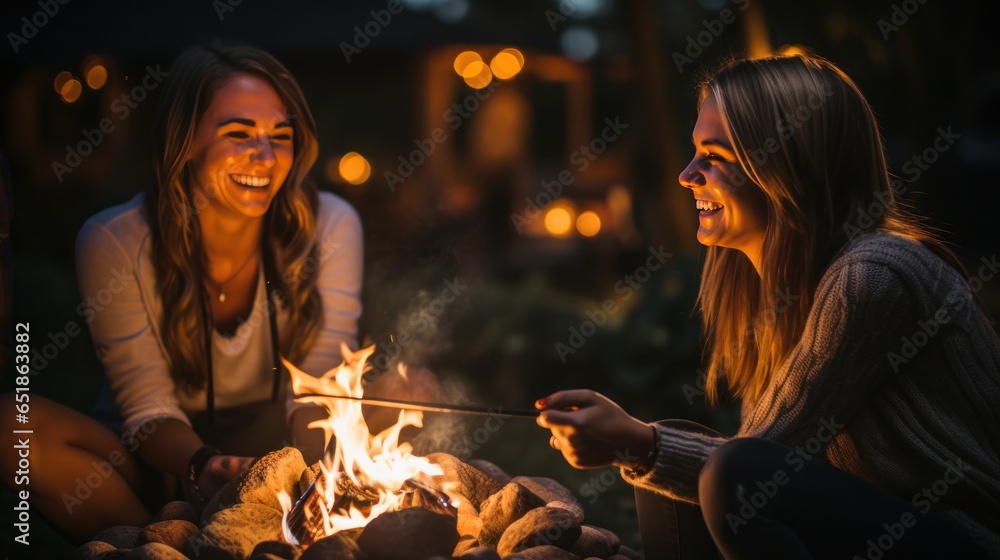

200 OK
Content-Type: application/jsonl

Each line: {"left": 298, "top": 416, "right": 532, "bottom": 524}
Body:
{"left": 74, "top": 347, "right": 641, "bottom": 560}
{"left": 75, "top": 450, "right": 640, "bottom": 560}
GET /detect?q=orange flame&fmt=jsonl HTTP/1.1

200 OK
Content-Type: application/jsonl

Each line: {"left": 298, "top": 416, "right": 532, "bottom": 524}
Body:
{"left": 279, "top": 344, "right": 444, "bottom": 543}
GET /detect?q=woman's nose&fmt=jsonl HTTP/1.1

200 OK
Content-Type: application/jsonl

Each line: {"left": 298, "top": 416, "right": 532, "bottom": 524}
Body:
{"left": 247, "top": 137, "right": 277, "bottom": 167}
{"left": 678, "top": 159, "right": 701, "bottom": 189}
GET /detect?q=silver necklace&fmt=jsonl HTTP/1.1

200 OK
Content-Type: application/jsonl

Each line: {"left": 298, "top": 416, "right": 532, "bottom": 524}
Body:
{"left": 210, "top": 250, "right": 258, "bottom": 303}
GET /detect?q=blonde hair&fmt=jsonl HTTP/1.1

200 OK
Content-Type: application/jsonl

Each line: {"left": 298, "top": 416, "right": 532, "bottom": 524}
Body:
{"left": 696, "top": 54, "right": 963, "bottom": 406}
{"left": 148, "top": 41, "right": 323, "bottom": 394}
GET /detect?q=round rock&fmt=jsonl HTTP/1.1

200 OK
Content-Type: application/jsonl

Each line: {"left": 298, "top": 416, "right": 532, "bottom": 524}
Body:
{"left": 426, "top": 453, "right": 503, "bottom": 511}
{"left": 455, "top": 545, "right": 502, "bottom": 559}
{"left": 299, "top": 532, "right": 361, "bottom": 560}
{"left": 126, "top": 542, "right": 189, "bottom": 559}
{"left": 185, "top": 502, "right": 283, "bottom": 559}
{"left": 251, "top": 539, "right": 302, "bottom": 560}
{"left": 137, "top": 520, "right": 199, "bottom": 551}
{"left": 356, "top": 507, "right": 459, "bottom": 560}
{"left": 511, "top": 476, "right": 584, "bottom": 521}
{"left": 93, "top": 525, "right": 143, "bottom": 549}
{"left": 74, "top": 541, "right": 117, "bottom": 560}
{"left": 155, "top": 501, "right": 198, "bottom": 524}
{"left": 238, "top": 447, "right": 308, "bottom": 511}
{"left": 478, "top": 482, "right": 546, "bottom": 548}
{"left": 468, "top": 459, "right": 512, "bottom": 486}
{"left": 496, "top": 506, "right": 582, "bottom": 557}
{"left": 568, "top": 525, "right": 617, "bottom": 558}
{"left": 501, "top": 545, "right": 582, "bottom": 559}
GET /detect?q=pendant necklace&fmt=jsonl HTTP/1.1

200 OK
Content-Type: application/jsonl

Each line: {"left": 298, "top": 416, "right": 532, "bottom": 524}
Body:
{"left": 210, "top": 250, "right": 258, "bottom": 303}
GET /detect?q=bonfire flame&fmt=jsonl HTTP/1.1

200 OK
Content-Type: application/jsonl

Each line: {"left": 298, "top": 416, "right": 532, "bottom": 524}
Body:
{"left": 279, "top": 344, "right": 445, "bottom": 544}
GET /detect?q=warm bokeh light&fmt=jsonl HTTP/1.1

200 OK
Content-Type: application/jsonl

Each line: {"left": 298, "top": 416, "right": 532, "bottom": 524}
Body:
{"left": 338, "top": 152, "right": 371, "bottom": 185}
{"left": 85, "top": 64, "right": 108, "bottom": 90}
{"left": 463, "top": 62, "right": 493, "bottom": 89}
{"left": 60, "top": 79, "right": 83, "bottom": 103}
{"left": 576, "top": 211, "right": 602, "bottom": 237}
{"left": 544, "top": 206, "right": 574, "bottom": 236}
{"left": 53, "top": 71, "right": 74, "bottom": 94}
{"left": 490, "top": 48, "right": 524, "bottom": 80}
{"left": 462, "top": 60, "right": 485, "bottom": 78}
{"left": 82, "top": 55, "right": 108, "bottom": 90}
{"left": 503, "top": 47, "right": 524, "bottom": 67}
{"left": 453, "top": 51, "right": 483, "bottom": 78}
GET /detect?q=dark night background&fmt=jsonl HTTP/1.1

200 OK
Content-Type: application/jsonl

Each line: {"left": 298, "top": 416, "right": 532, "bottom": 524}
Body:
{"left": 1, "top": 0, "right": 998, "bottom": 555}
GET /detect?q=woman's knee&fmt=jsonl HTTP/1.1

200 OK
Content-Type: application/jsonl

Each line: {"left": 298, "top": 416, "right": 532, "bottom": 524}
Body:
{"left": 699, "top": 438, "right": 790, "bottom": 509}
{"left": 2, "top": 393, "right": 123, "bottom": 459}
{"left": 702, "top": 439, "right": 759, "bottom": 490}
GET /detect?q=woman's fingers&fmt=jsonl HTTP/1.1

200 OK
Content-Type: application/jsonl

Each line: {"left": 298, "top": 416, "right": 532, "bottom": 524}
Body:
{"left": 536, "top": 389, "right": 603, "bottom": 429}
{"left": 550, "top": 432, "right": 602, "bottom": 468}
{"left": 207, "top": 455, "right": 256, "bottom": 481}
{"left": 537, "top": 409, "right": 571, "bottom": 428}
{"left": 536, "top": 389, "right": 600, "bottom": 411}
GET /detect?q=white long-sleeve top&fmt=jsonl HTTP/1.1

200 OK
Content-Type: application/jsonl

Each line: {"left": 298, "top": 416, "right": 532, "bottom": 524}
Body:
{"left": 75, "top": 191, "right": 362, "bottom": 440}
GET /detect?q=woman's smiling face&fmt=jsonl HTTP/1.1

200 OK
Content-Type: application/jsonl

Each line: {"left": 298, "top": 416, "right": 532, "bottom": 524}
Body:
{"left": 678, "top": 92, "right": 769, "bottom": 270}
{"left": 188, "top": 73, "right": 294, "bottom": 219}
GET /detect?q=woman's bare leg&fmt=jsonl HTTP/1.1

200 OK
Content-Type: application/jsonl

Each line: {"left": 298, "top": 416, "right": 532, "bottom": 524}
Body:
{"left": 0, "top": 393, "right": 151, "bottom": 541}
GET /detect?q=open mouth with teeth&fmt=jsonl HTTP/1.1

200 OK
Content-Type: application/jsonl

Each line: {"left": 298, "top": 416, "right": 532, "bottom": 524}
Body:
{"left": 696, "top": 199, "right": 724, "bottom": 216}
{"left": 230, "top": 174, "right": 272, "bottom": 189}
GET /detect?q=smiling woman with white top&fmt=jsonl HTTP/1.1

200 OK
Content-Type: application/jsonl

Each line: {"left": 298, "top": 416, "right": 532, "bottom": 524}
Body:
{"left": 0, "top": 40, "right": 436, "bottom": 541}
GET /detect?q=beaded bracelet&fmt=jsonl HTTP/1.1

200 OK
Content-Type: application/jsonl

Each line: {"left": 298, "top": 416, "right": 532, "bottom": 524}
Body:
{"left": 187, "top": 445, "right": 222, "bottom": 501}
{"left": 625, "top": 424, "right": 660, "bottom": 477}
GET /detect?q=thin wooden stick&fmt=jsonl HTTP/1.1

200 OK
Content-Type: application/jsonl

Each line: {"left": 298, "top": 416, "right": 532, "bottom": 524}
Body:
{"left": 294, "top": 393, "right": 540, "bottom": 418}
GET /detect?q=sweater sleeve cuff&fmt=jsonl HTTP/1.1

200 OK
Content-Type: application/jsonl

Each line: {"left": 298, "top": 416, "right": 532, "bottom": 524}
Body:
{"left": 621, "top": 420, "right": 729, "bottom": 504}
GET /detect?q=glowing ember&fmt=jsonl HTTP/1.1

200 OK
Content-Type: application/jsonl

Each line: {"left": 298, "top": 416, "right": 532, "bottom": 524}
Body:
{"left": 279, "top": 344, "right": 446, "bottom": 545}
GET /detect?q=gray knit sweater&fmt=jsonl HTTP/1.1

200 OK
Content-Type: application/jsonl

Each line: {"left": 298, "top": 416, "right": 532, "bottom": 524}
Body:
{"left": 623, "top": 232, "right": 1000, "bottom": 556}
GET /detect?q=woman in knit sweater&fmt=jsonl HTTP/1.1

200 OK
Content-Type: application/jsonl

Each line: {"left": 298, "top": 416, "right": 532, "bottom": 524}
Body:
{"left": 537, "top": 54, "right": 999, "bottom": 558}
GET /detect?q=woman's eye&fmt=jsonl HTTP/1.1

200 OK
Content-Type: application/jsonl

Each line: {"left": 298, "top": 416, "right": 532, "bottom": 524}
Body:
{"left": 226, "top": 131, "right": 250, "bottom": 140}
{"left": 271, "top": 134, "right": 292, "bottom": 141}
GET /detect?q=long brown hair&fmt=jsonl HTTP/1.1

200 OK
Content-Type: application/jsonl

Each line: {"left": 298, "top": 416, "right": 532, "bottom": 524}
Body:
{"left": 148, "top": 40, "right": 322, "bottom": 394}
{"left": 696, "top": 54, "right": 964, "bottom": 406}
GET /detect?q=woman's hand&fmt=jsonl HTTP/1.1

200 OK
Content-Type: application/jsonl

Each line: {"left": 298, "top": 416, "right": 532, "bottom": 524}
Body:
{"left": 196, "top": 455, "right": 255, "bottom": 500}
{"left": 536, "top": 390, "right": 654, "bottom": 470}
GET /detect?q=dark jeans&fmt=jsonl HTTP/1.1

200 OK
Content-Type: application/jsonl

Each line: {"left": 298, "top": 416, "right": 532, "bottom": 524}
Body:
{"left": 636, "top": 485, "right": 723, "bottom": 559}
{"left": 636, "top": 436, "right": 990, "bottom": 559}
